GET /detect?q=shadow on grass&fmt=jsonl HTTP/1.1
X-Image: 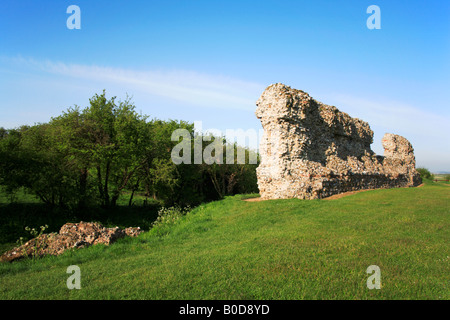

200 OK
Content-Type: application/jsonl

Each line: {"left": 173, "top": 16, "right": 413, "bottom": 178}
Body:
{"left": 0, "top": 202, "right": 161, "bottom": 249}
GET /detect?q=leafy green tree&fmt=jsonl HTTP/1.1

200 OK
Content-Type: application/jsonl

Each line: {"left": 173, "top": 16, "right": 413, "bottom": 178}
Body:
{"left": 140, "top": 119, "right": 194, "bottom": 205}
{"left": 0, "top": 124, "right": 81, "bottom": 206}
{"left": 0, "top": 127, "right": 7, "bottom": 139}
{"left": 200, "top": 138, "right": 259, "bottom": 199}
{"left": 0, "top": 91, "right": 260, "bottom": 210}
{"left": 67, "top": 91, "right": 150, "bottom": 207}
{"left": 0, "top": 128, "right": 29, "bottom": 196}
{"left": 416, "top": 167, "right": 434, "bottom": 180}
{"left": 49, "top": 107, "right": 95, "bottom": 207}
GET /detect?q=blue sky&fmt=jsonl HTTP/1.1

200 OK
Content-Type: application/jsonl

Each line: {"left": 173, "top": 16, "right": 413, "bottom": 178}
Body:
{"left": 0, "top": 0, "right": 449, "bottom": 171}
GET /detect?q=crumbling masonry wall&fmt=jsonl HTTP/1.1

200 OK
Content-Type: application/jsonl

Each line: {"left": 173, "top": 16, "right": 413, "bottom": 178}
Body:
{"left": 256, "top": 83, "right": 422, "bottom": 200}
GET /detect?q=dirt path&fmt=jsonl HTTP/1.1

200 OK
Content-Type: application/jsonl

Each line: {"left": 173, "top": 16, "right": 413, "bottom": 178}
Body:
{"left": 243, "top": 197, "right": 264, "bottom": 202}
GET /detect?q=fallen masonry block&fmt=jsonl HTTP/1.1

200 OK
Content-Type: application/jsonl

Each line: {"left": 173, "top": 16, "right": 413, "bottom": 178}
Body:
{"left": 0, "top": 222, "right": 143, "bottom": 263}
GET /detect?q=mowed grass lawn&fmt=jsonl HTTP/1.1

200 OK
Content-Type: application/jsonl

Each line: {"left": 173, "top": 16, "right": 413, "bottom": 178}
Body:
{"left": 0, "top": 182, "right": 448, "bottom": 300}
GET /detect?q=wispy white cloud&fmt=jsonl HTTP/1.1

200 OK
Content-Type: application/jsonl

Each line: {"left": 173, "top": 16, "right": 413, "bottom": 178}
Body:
{"left": 3, "top": 56, "right": 262, "bottom": 111}
{"left": 1, "top": 56, "right": 448, "bottom": 171}
{"left": 329, "top": 93, "right": 450, "bottom": 171}
{"left": 330, "top": 93, "right": 449, "bottom": 139}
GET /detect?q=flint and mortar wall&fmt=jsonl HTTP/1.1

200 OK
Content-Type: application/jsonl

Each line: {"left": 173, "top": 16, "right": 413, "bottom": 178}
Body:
{"left": 256, "top": 83, "right": 422, "bottom": 200}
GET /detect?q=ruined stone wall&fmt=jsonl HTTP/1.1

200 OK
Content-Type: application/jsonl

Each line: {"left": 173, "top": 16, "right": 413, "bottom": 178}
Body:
{"left": 256, "top": 83, "right": 422, "bottom": 200}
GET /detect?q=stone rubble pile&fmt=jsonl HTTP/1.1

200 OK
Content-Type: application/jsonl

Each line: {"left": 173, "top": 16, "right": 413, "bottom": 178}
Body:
{"left": 1, "top": 222, "right": 143, "bottom": 262}
{"left": 256, "top": 83, "right": 422, "bottom": 200}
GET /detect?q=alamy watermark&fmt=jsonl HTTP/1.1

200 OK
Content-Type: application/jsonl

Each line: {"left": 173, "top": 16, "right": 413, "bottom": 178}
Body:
{"left": 366, "top": 265, "right": 381, "bottom": 289}
{"left": 367, "top": 5, "right": 381, "bottom": 30}
{"left": 66, "top": 265, "right": 81, "bottom": 289}
{"left": 66, "top": 5, "right": 81, "bottom": 30}
{"left": 65, "top": 5, "right": 380, "bottom": 31}
{"left": 171, "top": 121, "right": 263, "bottom": 165}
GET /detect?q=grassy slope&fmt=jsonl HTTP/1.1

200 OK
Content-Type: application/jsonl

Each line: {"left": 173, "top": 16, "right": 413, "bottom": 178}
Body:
{"left": 0, "top": 182, "right": 448, "bottom": 300}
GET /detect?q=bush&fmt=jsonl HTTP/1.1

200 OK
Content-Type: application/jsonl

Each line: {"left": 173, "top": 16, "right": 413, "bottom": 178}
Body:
{"left": 416, "top": 168, "right": 434, "bottom": 180}
{"left": 151, "top": 206, "right": 191, "bottom": 233}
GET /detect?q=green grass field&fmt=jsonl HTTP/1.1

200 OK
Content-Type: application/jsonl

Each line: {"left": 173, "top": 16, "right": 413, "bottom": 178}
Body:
{"left": 0, "top": 181, "right": 448, "bottom": 300}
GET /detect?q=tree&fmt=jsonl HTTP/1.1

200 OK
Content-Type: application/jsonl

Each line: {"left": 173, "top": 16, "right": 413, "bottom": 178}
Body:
{"left": 201, "top": 138, "right": 259, "bottom": 199}
{"left": 50, "top": 106, "right": 95, "bottom": 207}
{"left": 40, "top": 91, "right": 150, "bottom": 207}
{"left": 0, "top": 91, "right": 260, "bottom": 209}
{"left": 416, "top": 167, "right": 434, "bottom": 180}
{"left": 70, "top": 91, "right": 149, "bottom": 207}
{"left": 0, "top": 124, "right": 81, "bottom": 206}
